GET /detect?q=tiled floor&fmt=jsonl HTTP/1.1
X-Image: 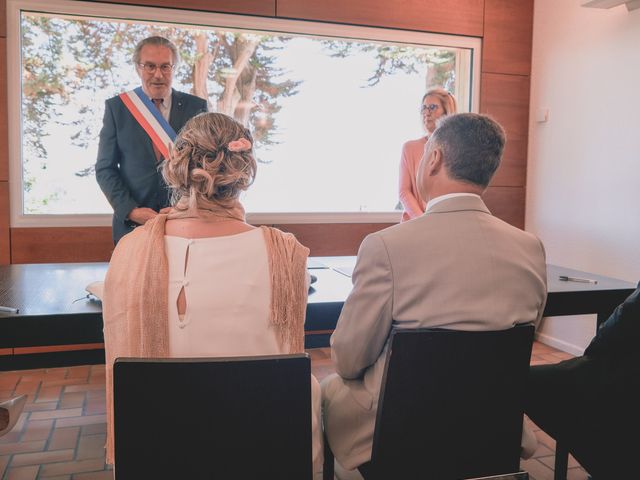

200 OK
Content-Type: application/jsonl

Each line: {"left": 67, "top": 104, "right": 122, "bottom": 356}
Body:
{"left": 0, "top": 342, "right": 586, "bottom": 480}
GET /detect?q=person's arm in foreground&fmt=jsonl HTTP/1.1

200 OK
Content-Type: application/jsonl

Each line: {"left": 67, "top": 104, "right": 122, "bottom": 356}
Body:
{"left": 331, "top": 234, "right": 394, "bottom": 379}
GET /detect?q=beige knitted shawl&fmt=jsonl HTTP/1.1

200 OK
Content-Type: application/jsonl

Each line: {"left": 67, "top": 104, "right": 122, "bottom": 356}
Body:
{"left": 102, "top": 214, "right": 309, "bottom": 464}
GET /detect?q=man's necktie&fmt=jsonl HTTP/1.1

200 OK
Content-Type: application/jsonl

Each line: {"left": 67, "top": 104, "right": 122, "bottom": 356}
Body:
{"left": 152, "top": 99, "right": 164, "bottom": 162}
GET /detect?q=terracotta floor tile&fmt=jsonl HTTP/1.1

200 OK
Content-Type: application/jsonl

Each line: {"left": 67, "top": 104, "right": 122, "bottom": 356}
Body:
{"left": 0, "top": 390, "right": 17, "bottom": 402}
{"left": 13, "top": 381, "right": 40, "bottom": 396}
{"left": 0, "top": 430, "right": 22, "bottom": 445}
{"left": 85, "top": 390, "right": 104, "bottom": 400}
{"left": 24, "top": 402, "right": 58, "bottom": 413}
{"left": 0, "top": 375, "right": 20, "bottom": 390}
{"left": 537, "top": 354, "right": 564, "bottom": 365}
{"left": 531, "top": 442, "right": 554, "bottom": 458}
{"left": 520, "top": 457, "right": 554, "bottom": 480}
{"left": 76, "top": 434, "right": 106, "bottom": 461}
{"left": 539, "top": 452, "right": 581, "bottom": 470}
{"left": 532, "top": 343, "right": 555, "bottom": 354}
{"left": 55, "top": 415, "right": 106, "bottom": 429}
{"left": 80, "top": 424, "right": 106, "bottom": 436}
{"left": 10, "top": 448, "right": 74, "bottom": 467}
{"left": 15, "top": 371, "right": 45, "bottom": 382}
{"left": 66, "top": 366, "right": 91, "bottom": 381}
{"left": 38, "top": 458, "right": 106, "bottom": 477}
{"left": 59, "top": 392, "right": 86, "bottom": 409}
{"left": 0, "top": 439, "right": 46, "bottom": 456}
{"left": 4, "top": 465, "right": 39, "bottom": 480}
{"left": 534, "top": 428, "right": 557, "bottom": 451}
{"left": 530, "top": 359, "right": 549, "bottom": 366}
{"left": 88, "top": 372, "right": 106, "bottom": 385}
{"left": 73, "top": 470, "right": 114, "bottom": 480}
{"left": 36, "top": 386, "right": 63, "bottom": 404}
{"left": 84, "top": 396, "right": 106, "bottom": 416}
{"left": 41, "top": 369, "right": 68, "bottom": 380}
{"left": 63, "top": 384, "right": 104, "bottom": 394}
{"left": 29, "top": 408, "right": 83, "bottom": 421}
{"left": 20, "top": 419, "right": 54, "bottom": 443}
{"left": 549, "top": 351, "right": 574, "bottom": 361}
{"left": 566, "top": 466, "right": 590, "bottom": 480}
{"left": 48, "top": 427, "right": 80, "bottom": 451}
{"left": 42, "top": 379, "right": 90, "bottom": 388}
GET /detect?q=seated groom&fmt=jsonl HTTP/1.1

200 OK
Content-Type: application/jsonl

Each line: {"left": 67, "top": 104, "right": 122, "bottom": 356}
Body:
{"left": 322, "top": 113, "right": 548, "bottom": 477}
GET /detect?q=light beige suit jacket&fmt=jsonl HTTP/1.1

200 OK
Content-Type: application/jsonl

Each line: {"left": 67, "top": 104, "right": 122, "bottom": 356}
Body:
{"left": 322, "top": 195, "right": 547, "bottom": 470}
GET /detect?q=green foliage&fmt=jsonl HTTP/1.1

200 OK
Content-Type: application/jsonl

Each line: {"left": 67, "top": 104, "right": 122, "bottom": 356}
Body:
{"left": 21, "top": 14, "right": 306, "bottom": 179}
{"left": 322, "top": 39, "right": 456, "bottom": 90}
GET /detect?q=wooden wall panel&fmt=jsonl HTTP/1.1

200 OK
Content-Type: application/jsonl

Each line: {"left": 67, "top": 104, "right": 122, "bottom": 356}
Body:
{"left": 0, "top": 182, "right": 9, "bottom": 264}
{"left": 0, "top": 0, "right": 6, "bottom": 38}
{"left": 277, "top": 0, "right": 484, "bottom": 37}
{"left": 480, "top": 72, "right": 530, "bottom": 187}
{"left": 482, "top": 0, "right": 534, "bottom": 76}
{"left": 483, "top": 186, "right": 525, "bottom": 230}
{"left": 274, "top": 223, "right": 394, "bottom": 256}
{"left": 84, "top": 0, "right": 275, "bottom": 16}
{"left": 0, "top": 38, "right": 7, "bottom": 182}
{"left": 10, "top": 227, "right": 114, "bottom": 263}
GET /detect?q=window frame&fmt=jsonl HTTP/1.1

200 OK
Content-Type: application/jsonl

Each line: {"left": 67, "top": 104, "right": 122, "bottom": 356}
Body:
{"left": 7, "top": 0, "right": 481, "bottom": 227}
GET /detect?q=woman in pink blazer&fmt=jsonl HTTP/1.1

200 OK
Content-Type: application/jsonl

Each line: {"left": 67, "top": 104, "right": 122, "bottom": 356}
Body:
{"left": 399, "top": 88, "right": 457, "bottom": 221}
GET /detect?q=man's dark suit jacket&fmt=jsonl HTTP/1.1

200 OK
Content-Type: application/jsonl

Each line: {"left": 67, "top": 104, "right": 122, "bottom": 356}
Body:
{"left": 526, "top": 282, "right": 640, "bottom": 477}
{"left": 96, "top": 89, "right": 207, "bottom": 244}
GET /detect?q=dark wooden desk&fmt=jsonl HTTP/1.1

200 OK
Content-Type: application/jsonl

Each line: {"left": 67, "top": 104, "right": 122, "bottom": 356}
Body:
{"left": 304, "top": 258, "right": 637, "bottom": 345}
{"left": 0, "top": 263, "right": 107, "bottom": 370}
{"left": 1, "top": 260, "right": 636, "bottom": 369}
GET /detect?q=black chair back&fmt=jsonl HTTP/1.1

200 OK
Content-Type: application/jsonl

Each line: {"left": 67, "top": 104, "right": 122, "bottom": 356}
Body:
{"left": 113, "top": 354, "right": 312, "bottom": 480}
{"left": 370, "top": 324, "right": 535, "bottom": 479}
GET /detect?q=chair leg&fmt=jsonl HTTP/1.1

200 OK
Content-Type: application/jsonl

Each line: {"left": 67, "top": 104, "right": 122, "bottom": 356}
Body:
{"left": 323, "top": 432, "right": 335, "bottom": 480}
{"left": 554, "top": 441, "right": 569, "bottom": 480}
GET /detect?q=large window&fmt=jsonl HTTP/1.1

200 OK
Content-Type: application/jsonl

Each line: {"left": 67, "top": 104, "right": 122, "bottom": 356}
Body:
{"left": 8, "top": 0, "right": 480, "bottom": 226}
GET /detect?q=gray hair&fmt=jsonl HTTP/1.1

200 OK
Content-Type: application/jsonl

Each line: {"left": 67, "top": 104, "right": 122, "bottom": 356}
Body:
{"left": 132, "top": 36, "right": 180, "bottom": 66}
{"left": 430, "top": 113, "right": 505, "bottom": 188}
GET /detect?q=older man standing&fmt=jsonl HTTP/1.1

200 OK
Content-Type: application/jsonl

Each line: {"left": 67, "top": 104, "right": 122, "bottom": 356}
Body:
{"left": 322, "top": 113, "right": 548, "bottom": 478}
{"left": 96, "top": 36, "right": 207, "bottom": 244}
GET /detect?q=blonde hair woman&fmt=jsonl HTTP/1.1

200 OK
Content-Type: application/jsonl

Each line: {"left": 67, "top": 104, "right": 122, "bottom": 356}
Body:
{"left": 103, "top": 112, "right": 322, "bottom": 475}
{"left": 398, "top": 87, "right": 457, "bottom": 221}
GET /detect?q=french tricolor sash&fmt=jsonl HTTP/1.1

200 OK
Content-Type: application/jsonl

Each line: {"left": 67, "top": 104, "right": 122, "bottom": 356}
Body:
{"left": 119, "top": 87, "right": 177, "bottom": 159}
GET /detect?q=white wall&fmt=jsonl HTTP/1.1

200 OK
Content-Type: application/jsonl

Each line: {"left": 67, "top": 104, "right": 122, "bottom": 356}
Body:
{"left": 526, "top": 0, "right": 640, "bottom": 354}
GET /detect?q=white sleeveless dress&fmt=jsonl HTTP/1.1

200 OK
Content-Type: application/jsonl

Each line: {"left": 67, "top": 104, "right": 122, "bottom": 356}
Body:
{"left": 164, "top": 229, "right": 322, "bottom": 475}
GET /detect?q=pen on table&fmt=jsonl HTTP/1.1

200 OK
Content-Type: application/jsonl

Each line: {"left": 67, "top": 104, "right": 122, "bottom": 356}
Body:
{"left": 0, "top": 305, "right": 20, "bottom": 314}
{"left": 558, "top": 275, "right": 598, "bottom": 284}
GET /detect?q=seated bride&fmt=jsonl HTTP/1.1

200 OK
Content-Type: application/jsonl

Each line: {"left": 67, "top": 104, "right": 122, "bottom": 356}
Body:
{"left": 102, "top": 112, "right": 322, "bottom": 475}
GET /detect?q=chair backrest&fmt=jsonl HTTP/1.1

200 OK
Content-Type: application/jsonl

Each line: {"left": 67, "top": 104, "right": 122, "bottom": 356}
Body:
{"left": 370, "top": 324, "right": 535, "bottom": 480}
{"left": 113, "top": 354, "right": 312, "bottom": 480}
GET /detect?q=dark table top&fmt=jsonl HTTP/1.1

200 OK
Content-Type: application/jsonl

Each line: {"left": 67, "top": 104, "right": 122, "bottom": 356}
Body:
{"left": 0, "top": 263, "right": 106, "bottom": 317}
{"left": 0, "top": 260, "right": 636, "bottom": 318}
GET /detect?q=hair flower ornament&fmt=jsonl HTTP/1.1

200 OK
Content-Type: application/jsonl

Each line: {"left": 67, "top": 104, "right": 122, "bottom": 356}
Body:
{"left": 227, "top": 138, "right": 252, "bottom": 152}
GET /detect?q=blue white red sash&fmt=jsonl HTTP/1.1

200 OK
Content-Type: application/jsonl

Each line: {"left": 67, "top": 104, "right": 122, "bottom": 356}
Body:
{"left": 119, "top": 87, "right": 177, "bottom": 158}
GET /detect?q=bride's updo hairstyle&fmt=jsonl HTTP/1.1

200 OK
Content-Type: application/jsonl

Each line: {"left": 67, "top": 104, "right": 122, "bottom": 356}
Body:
{"left": 163, "top": 112, "right": 256, "bottom": 211}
